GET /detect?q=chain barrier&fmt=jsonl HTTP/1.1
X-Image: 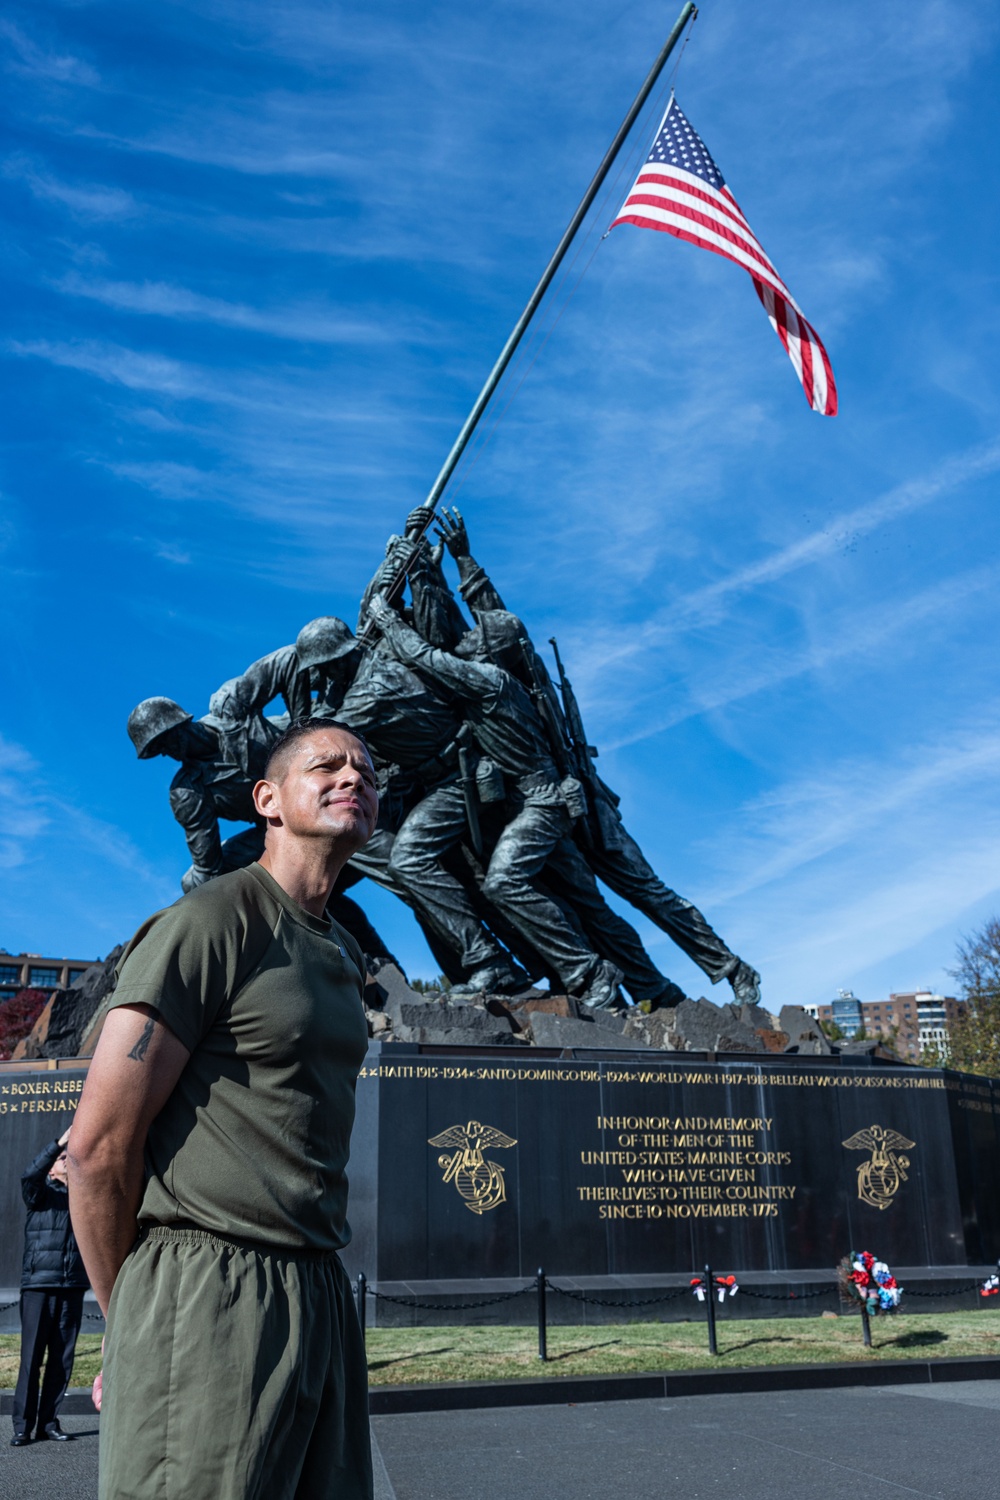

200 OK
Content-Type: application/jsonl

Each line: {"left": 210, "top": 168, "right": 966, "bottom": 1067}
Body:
{"left": 367, "top": 1285, "right": 533, "bottom": 1313}
{"left": 904, "top": 1283, "right": 982, "bottom": 1298}
{"left": 737, "top": 1285, "right": 833, "bottom": 1301}
{"left": 546, "top": 1282, "right": 689, "bottom": 1310}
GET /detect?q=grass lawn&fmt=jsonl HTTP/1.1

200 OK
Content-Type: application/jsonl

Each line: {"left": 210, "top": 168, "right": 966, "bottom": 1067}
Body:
{"left": 5, "top": 1311, "right": 995, "bottom": 1389}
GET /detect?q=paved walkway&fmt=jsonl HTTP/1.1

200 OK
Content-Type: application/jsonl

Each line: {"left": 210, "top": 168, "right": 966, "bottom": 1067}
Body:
{"left": 3, "top": 1381, "right": 997, "bottom": 1498}
{"left": 370, "top": 1381, "right": 1000, "bottom": 1500}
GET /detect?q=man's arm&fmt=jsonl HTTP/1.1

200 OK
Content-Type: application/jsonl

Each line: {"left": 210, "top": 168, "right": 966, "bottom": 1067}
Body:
{"left": 67, "top": 1004, "right": 190, "bottom": 1315}
{"left": 210, "top": 646, "right": 311, "bottom": 724}
{"left": 435, "top": 508, "right": 507, "bottom": 617}
{"left": 367, "top": 592, "right": 495, "bottom": 705}
{"left": 21, "top": 1137, "right": 65, "bottom": 1210}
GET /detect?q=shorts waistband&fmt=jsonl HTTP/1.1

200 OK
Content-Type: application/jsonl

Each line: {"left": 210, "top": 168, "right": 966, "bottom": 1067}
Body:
{"left": 139, "top": 1223, "right": 344, "bottom": 1262}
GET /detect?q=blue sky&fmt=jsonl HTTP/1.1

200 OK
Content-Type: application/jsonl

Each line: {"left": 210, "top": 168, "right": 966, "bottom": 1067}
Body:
{"left": 2, "top": 0, "right": 999, "bottom": 1010}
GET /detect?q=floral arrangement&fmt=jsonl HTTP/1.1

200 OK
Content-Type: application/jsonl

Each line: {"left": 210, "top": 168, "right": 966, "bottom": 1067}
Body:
{"left": 980, "top": 1274, "right": 999, "bottom": 1298}
{"left": 691, "top": 1274, "right": 739, "bottom": 1303}
{"left": 838, "top": 1251, "right": 902, "bottom": 1314}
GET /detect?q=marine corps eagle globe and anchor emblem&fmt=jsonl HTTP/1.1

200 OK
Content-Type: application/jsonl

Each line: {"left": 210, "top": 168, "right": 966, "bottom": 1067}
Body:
{"left": 428, "top": 1121, "right": 517, "bottom": 1214}
{"left": 842, "top": 1124, "right": 916, "bottom": 1210}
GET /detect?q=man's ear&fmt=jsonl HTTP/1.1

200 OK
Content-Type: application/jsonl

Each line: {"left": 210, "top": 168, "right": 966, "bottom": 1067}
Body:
{"left": 253, "top": 778, "right": 280, "bottom": 820}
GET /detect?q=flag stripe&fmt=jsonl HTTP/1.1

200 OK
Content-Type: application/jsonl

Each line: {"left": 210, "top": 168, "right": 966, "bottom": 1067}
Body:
{"left": 613, "top": 200, "right": 793, "bottom": 304}
{"left": 618, "top": 190, "right": 792, "bottom": 298}
{"left": 610, "top": 96, "right": 837, "bottom": 416}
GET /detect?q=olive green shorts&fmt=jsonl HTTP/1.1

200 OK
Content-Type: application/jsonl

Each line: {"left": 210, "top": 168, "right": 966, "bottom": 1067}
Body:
{"left": 99, "top": 1226, "right": 372, "bottom": 1500}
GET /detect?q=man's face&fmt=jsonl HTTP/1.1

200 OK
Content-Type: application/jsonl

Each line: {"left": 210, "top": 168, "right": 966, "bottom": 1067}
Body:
{"left": 255, "top": 727, "right": 378, "bottom": 852}
{"left": 48, "top": 1151, "right": 68, "bottom": 1186}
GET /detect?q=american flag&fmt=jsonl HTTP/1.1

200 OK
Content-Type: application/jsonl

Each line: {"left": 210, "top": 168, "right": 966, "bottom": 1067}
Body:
{"left": 611, "top": 97, "right": 837, "bottom": 416}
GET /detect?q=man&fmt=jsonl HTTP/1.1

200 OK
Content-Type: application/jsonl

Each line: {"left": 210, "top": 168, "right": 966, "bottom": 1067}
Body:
{"left": 435, "top": 507, "right": 762, "bottom": 1007}
{"left": 366, "top": 592, "right": 623, "bottom": 1009}
{"left": 10, "top": 1127, "right": 88, "bottom": 1447}
{"left": 68, "top": 720, "right": 379, "bottom": 1500}
{"left": 297, "top": 613, "right": 529, "bottom": 994}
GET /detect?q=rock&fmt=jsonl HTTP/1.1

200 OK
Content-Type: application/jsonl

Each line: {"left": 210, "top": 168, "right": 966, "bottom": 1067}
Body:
{"left": 582, "top": 1006, "right": 628, "bottom": 1033}
{"left": 779, "top": 1006, "right": 833, "bottom": 1056}
{"left": 529, "top": 1013, "right": 649, "bottom": 1050}
{"left": 837, "top": 1038, "right": 879, "bottom": 1055}
{"left": 671, "top": 997, "right": 759, "bottom": 1052}
{"left": 386, "top": 994, "right": 518, "bottom": 1046}
{"left": 15, "top": 947, "right": 124, "bottom": 1060}
{"left": 367, "top": 961, "right": 418, "bottom": 1011}
{"left": 507, "top": 993, "right": 577, "bottom": 1020}
{"left": 736, "top": 1003, "right": 779, "bottom": 1032}
{"left": 623, "top": 1008, "right": 680, "bottom": 1049}
{"left": 754, "top": 1029, "right": 790, "bottom": 1054}
{"left": 365, "top": 1006, "right": 391, "bottom": 1036}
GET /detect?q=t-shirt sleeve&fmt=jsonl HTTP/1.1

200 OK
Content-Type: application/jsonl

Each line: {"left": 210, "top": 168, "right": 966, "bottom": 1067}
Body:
{"left": 108, "top": 893, "right": 266, "bottom": 1054}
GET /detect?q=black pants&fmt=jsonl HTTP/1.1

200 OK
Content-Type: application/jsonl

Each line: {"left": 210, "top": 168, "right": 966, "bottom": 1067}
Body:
{"left": 12, "top": 1288, "right": 84, "bottom": 1436}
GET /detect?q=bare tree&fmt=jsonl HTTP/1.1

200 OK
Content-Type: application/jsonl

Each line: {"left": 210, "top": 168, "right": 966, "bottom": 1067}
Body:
{"left": 937, "top": 917, "right": 1000, "bottom": 1076}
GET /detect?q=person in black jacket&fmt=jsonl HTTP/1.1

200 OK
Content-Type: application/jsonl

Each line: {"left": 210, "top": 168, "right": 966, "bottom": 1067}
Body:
{"left": 11, "top": 1127, "right": 89, "bottom": 1446}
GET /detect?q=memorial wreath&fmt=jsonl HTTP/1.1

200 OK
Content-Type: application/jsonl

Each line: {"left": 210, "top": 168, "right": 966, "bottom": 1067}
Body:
{"left": 838, "top": 1250, "right": 902, "bottom": 1314}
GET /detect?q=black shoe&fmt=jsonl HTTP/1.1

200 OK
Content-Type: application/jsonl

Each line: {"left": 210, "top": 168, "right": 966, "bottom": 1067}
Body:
{"left": 38, "top": 1423, "right": 73, "bottom": 1442}
{"left": 10, "top": 1433, "right": 30, "bottom": 1447}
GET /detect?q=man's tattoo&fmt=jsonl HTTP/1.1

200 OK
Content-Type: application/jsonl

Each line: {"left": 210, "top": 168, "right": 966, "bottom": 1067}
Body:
{"left": 127, "top": 1017, "right": 155, "bottom": 1063}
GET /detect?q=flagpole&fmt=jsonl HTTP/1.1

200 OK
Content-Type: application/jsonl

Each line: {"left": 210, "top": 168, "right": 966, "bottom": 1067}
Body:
{"left": 363, "top": 1, "right": 697, "bottom": 630}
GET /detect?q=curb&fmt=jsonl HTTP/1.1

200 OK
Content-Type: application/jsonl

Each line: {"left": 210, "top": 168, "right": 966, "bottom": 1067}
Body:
{"left": 5, "top": 1355, "right": 999, "bottom": 1420}
{"left": 367, "top": 1355, "right": 1000, "bottom": 1413}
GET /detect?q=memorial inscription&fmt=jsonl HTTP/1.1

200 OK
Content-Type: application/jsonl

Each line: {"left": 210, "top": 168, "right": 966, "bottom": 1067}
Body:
{"left": 344, "top": 1044, "right": 1000, "bottom": 1283}
{"left": 577, "top": 1115, "right": 795, "bottom": 1221}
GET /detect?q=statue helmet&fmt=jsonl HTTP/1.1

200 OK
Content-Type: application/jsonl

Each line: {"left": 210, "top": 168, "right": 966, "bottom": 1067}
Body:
{"left": 127, "top": 697, "right": 192, "bottom": 758}
{"left": 295, "top": 616, "right": 357, "bottom": 671}
{"left": 479, "top": 611, "right": 527, "bottom": 673}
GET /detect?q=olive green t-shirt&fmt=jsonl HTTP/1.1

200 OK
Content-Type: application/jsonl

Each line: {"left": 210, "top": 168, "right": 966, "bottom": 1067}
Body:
{"left": 108, "top": 863, "right": 369, "bottom": 1252}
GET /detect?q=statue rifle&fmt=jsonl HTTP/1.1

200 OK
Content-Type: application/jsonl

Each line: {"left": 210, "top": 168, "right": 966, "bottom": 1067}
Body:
{"left": 456, "top": 724, "right": 484, "bottom": 858}
{"left": 358, "top": 2, "right": 698, "bottom": 645}
{"left": 549, "top": 636, "right": 603, "bottom": 846}
{"left": 520, "top": 636, "right": 594, "bottom": 848}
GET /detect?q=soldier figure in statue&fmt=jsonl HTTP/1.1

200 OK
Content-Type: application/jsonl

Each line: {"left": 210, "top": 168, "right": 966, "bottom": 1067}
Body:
{"left": 366, "top": 591, "right": 624, "bottom": 1010}
{"left": 126, "top": 696, "right": 274, "bottom": 891}
{"left": 434, "top": 507, "right": 761, "bottom": 1007}
{"left": 293, "top": 612, "right": 530, "bottom": 995}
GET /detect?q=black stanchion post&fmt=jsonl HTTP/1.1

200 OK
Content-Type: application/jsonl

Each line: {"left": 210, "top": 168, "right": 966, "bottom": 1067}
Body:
{"left": 537, "top": 1268, "right": 548, "bottom": 1362}
{"left": 356, "top": 1272, "right": 367, "bottom": 1341}
{"left": 704, "top": 1265, "right": 718, "bottom": 1357}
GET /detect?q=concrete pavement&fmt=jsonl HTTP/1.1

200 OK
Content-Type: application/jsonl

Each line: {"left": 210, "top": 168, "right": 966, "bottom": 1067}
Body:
{"left": 3, "top": 1381, "right": 997, "bottom": 1498}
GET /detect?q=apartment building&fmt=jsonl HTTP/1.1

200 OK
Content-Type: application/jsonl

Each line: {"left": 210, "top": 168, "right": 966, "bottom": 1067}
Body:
{"left": 811, "top": 990, "right": 967, "bottom": 1061}
{"left": 0, "top": 950, "right": 96, "bottom": 1004}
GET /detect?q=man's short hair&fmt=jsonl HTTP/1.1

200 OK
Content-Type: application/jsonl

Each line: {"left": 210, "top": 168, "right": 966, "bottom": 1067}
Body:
{"left": 263, "top": 719, "right": 371, "bottom": 783}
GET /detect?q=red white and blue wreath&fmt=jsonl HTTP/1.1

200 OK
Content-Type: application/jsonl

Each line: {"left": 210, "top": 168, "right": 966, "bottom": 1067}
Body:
{"left": 980, "top": 1273, "right": 999, "bottom": 1298}
{"left": 838, "top": 1250, "right": 902, "bottom": 1313}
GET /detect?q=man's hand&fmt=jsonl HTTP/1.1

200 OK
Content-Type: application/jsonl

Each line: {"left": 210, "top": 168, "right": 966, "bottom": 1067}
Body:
{"left": 92, "top": 1338, "right": 104, "bottom": 1412}
{"left": 403, "top": 505, "right": 433, "bottom": 540}
{"left": 68, "top": 1004, "right": 190, "bottom": 1315}
{"left": 434, "top": 507, "right": 470, "bottom": 560}
{"left": 365, "top": 591, "right": 396, "bottom": 633}
{"left": 58, "top": 1127, "right": 71, "bottom": 1147}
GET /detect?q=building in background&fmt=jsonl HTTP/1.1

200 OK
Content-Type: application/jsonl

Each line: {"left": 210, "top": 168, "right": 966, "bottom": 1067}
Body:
{"left": 829, "top": 989, "right": 864, "bottom": 1038}
{"left": 0, "top": 952, "right": 95, "bottom": 1004}
{"left": 810, "top": 989, "right": 967, "bottom": 1062}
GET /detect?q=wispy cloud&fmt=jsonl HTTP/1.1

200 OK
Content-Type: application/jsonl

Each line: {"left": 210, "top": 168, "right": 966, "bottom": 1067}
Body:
{"left": 0, "top": 20, "right": 99, "bottom": 88}
{"left": 3, "top": 157, "right": 137, "bottom": 219}
{"left": 55, "top": 272, "right": 432, "bottom": 346}
{"left": 605, "top": 562, "right": 1000, "bottom": 748}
